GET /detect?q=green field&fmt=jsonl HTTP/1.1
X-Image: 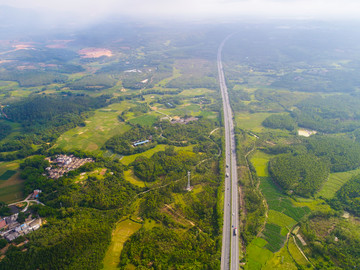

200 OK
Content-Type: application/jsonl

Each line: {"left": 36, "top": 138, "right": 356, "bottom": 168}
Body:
{"left": 292, "top": 197, "right": 332, "bottom": 212}
{"left": 102, "top": 219, "right": 142, "bottom": 270}
{"left": 0, "top": 170, "right": 16, "bottom": 180}
{"left": 288, "top": 237, "right": 309, "bottom": 267}
{"left": 250, "top": 151, "right": 272, "bottom": 177}
{"left": 179, "top": 88, "right": 213, "bottom": 96}
{"left": 317, "top": 167, "right": 360, "bottom": 199}
{"left": 0, "top": 161, "right": 19, "bottom": 175}
{"left": 235, "top": 112, "right": 274, "bottom": 132}
{"left": 260, "top": 177, "right": 310, "bottom": 222}
{"left": 263, "top": 244, "right": 298, "bottom": 270}
{"left": 127, "top": 114, "right": 158, "bottom": 126}
{"left": 55, "top": 102, "right": 132, "bottom": 152}
{"left": 124, "top": 170, "right": 146, "bottom": 187}
{"left": 155, "top": 67, "right": 181, "bottom": 87}
{"left": 245, "top": 237, "right": 273, "bottom": 270}
{"left": 262, "top": 223, "right": 287, "bottom": 252}
{"left": 120, "top": 144, "right": 193, "bottom": 165}
{"left": 162, "top": 104, "right": 201, "bottom": 117}
{"left": 0, "top": 170, "right": 24, "bottom": 203}
{"left": 267, "top": 210, "right": 297, "bottom": 230}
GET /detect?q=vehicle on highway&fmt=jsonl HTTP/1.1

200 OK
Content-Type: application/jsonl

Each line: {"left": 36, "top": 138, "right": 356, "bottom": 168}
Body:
{"left": 226, "top": 164, "right": 229, "bottom": 168}
{"left": 226, "top": 173, "right": 229, "bottom": 177}
{"left": 233, "top": 228, "right": 237, "bottom": 236}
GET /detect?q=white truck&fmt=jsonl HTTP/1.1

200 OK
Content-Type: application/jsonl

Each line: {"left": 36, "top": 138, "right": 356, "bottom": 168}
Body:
{"left": 233, "top": 228, "right": 237, "bottom": 236}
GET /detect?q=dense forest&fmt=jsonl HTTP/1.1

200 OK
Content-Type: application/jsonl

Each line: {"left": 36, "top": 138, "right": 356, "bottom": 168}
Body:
{"left": 2, "top": 94, "right": 108, "bottom": 143}
{"left": 331, "top": 175, "right": 360, "bottom": 216}
{"left": 269, "top": 153, "right": 329, "bottom": 197}
{"left": 0, "top": 122, "right": 11, "bottom": 140}
{"left": 119, "top": 226, "right": 220, "bottom": 269}
{"left": 293, "top": 94, "right": 360, "bottom": 133}
{"left": 132, "top": 147, "right": 197, "bottom": 182}
{"left": 0, "top": 70, "right": 67, "bottom": 87}
{"left": 306, "top": 136, "right": 360, "bottom": 172}
{"left": 262, "top": 114, "right": 296, "bottom": 131}
{"left": 104, "top": 125, "right": 158, "bottom": 155}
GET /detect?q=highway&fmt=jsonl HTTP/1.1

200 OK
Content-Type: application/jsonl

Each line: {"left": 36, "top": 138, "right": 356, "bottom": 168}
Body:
{"left": 218, "top": 35, "right": 239, "bottom": 270}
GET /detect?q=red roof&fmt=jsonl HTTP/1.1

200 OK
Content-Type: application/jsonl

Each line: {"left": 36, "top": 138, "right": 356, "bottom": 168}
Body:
{"left": 0, "top": 219, "right": 6, "bottom": 229}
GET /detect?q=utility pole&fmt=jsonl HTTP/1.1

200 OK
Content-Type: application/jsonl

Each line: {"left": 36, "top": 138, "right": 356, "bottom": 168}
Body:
{"left": 186, "top": 171, "right": 192, "bottom": 191}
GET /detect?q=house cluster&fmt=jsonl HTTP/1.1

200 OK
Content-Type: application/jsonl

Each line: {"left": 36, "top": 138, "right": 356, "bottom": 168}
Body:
{"left": 0, "top": 214, "right": 42, "bottom": 242}
{"left": 45, "top": 155, "right": 94, "bottom": 179}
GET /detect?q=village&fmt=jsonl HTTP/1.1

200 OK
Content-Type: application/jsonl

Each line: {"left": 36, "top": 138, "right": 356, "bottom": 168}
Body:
{"left": 0, "top": 189, "right": 43, "bottom": 252}
{"left": 45, "top": 154, "right": 94, "bottom": 179}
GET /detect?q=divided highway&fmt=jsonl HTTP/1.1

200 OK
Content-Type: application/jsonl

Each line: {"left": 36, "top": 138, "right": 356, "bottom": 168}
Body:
{"left": 218, "top": 35, "right": 239, "bottom": 270}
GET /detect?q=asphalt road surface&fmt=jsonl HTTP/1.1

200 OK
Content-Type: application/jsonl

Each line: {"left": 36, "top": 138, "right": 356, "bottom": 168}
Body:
{"left": 218, "top": 35, "right": 239, "bottom": 270}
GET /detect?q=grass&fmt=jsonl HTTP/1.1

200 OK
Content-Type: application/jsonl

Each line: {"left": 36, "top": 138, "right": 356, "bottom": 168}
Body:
{"left": 260, "top": 177, "right": 310, "bottom": 222}
{"left": 262, "top": 223, "right": 287, "bottom": 252}
{"left": 263, "top": 243, "right": 298, "bottom": 270}
{"left": 0, "top": 172, "right": 24, "bottom": 203}
{"left": 317, "top": 167, "right": 360, "bottom": 199}
{"left": 292, "top": 197, "right": 332, "bottom": 212}
{"left": 155, "top": 67, "right": 181, "bottom": 87}
{"left": 0, "top": 162, "right": 23, "bottom": 203}
{"left": 246, "top": 237, "right": 273, "bottom": 270}
{"left": 267, "top": 210, "right": 297, "bottom": 230}
{"left": 235, "top": 112, "right": 274, "bottom": 132}
{"left": 124, "top": 170, "right": 145, "bottom": 188}
{"left": 179, "top": 88, "right": 213, "bottom": 96}
{"left": 74, "top": 168, "right": 107, "bottom": 183}
{"left": 288, "top": 237, "right": 309, "bottom": 267}
{"left": 162, "top": 104, "right": 201, "bottom": 117}
{"left": 127, "top": 114, "right": 158, "bottom": 126}
{"left": 55, "top": 102, "right": 132, "bottom": 153}
{"left": 0, "top": 170, "right": 17, "bottom": 180}
{"left": 0, "top": 161, "right": 19, "bottom": 175}
{"left": 120, "top": 145, "right": 168, "bottom": 165}
{"left": 173, "top": 193, "right": 186, "bottom": 207}
{"left": 250, "top": 151, "right": 272, "bottom": 177}
{"left": 120, "top": 144, "right": 193, "bottom": 165}
{"left": 102, "top": 219, "right": 142, "bottom": 270}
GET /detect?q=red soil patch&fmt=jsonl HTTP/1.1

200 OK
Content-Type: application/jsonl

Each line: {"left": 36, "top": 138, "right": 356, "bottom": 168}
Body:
{"left": 78, "top": 48, "right": 112, "bottom": 58}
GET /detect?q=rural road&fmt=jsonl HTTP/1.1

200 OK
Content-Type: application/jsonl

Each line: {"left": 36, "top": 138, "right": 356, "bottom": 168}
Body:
{"left": 218, "top": 35, "right": 240, "bottom": 270}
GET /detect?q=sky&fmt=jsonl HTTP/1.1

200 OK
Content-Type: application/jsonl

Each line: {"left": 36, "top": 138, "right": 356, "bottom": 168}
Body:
{"left": 2, "top": 0, "right": 360, "bottom": 23}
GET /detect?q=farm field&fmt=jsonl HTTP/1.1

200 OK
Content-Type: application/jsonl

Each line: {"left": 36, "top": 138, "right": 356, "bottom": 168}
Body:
{"left": 288, "top": 237, "right": 309, "bottom": 267}
{"left": 0, "top": 172, "right": 24, "bottom": 203}
{"left": 55, "top": 102, "right": 133, "bottom": 152}
{"left": 102, "top": 219, "right": 142, "bottom": 270}
{"left": 0, "top": 170, "right": 16, "bottom": 180}
{"left": 127, "top": 114, "right": 158, "bottom": 126}
{"left": 260, "top": 177, "right": 310, "bottom": 222}
{"left": 250, "top": 150, "right": 272, "bottom": 177}
{"left": 235, "top": 112, "right": 274, "bottom": 132}
{"left": 267, "top": 210, "right": 297, "bottom": 230}
{"left": 262, "top": 244, "right": 298, "bottom": 270}
{"left": 317, "top": 167, "right": 360, "bottom": 199}
{"left": 245, "top": 237, "right": 273, "bottom": 270}
{"left": 0, "top": 161, "right": 24, "bottom": 203}
{"left": 179, "top": 88, "right": 213, "bottom": 96}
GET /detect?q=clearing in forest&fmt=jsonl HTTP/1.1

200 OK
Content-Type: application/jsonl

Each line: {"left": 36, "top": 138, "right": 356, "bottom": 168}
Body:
{"left": 102, "top": 219, "right": 142, "bottom": 270}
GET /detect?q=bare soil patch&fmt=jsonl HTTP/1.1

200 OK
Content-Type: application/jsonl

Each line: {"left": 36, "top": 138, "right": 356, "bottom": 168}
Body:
{"left": 78, "top": 48, "right": 112, "bottom": 58}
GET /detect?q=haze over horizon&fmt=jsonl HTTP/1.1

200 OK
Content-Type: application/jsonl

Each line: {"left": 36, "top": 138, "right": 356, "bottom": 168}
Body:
{"left": 1, "top": 0, "right": 360, "bottom": 27}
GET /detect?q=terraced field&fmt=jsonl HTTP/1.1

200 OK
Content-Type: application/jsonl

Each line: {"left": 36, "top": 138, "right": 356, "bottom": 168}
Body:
{"left": 317, "top": 168, "right": 360, "bottom": 199}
